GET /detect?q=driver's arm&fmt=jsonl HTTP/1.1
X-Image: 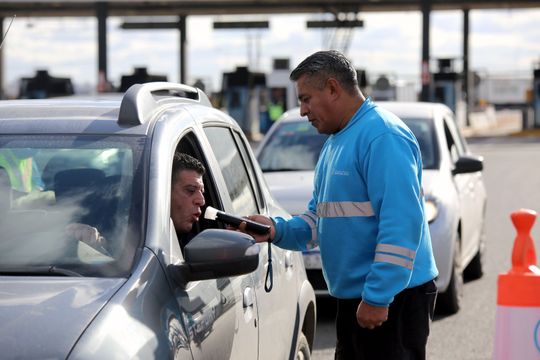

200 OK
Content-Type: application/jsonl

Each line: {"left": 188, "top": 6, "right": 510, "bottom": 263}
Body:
{"left": 65, "top": 223, "right": 111, "bottom": 256}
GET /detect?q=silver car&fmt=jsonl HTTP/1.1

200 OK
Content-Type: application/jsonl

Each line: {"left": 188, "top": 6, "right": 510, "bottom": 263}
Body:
{"left": 0, "top": 83, "right": 315, "bottom": 359}
{"left": 256, "top": 101, "right": 486, "bottom": 314}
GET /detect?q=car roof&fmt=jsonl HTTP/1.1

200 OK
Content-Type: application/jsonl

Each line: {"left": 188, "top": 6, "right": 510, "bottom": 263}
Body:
{"left": 376, "top": 101, "right": 449, "bottom": 119}
{"left": 0, "top": 82, "right": 213, "bottom": 136}
{"left": 0, "top": 99, "right": 132, "bottom": 135}
{"left": 278, "top": 101, "right": 450, "bottom": 123}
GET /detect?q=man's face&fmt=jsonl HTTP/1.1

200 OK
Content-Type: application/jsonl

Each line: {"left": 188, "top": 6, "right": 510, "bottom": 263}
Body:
{"left": 296, "top": 74, "right": 338, "bottom": 135}
{"left": 171, "top": 169, "right": 205, "bottom": 234}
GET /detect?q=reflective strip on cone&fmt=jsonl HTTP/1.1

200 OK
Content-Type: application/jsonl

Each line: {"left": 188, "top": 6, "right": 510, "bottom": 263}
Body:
{"left": 494, "top": 307, "right": 540, "bottom": 360}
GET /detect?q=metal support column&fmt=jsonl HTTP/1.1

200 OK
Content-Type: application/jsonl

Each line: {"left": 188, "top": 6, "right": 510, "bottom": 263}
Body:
{"left": 96, "top": 2, "right": 108, "bottom": 92}
{"left": 420, "top": 0, "right": 431, "bottom": 102}
{"left": 179, "top": 15, "right": 186, "bottom": 84}
{"left": 0, "top": 17, "right": 4, "bottom": 99}
{"left": 463, "top": 8, "right": 470, "bottom": 126}
{"left": 534, "top": 67, "right": 540, "bottom": 128}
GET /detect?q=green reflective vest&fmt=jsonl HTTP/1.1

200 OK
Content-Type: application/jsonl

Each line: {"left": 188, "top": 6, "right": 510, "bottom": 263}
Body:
{"left": 268, "top": 103, "right": 284, "bottom": 122}
{"left": 0, "top": 151, "right": 35, "bottom": 193}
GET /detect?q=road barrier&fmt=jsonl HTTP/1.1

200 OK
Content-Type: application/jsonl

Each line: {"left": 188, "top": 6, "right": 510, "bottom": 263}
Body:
{"left": 493, "top": 209, "right": 540, "bottom": 360}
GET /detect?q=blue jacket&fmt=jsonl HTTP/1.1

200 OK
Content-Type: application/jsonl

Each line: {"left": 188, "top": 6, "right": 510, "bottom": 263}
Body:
{"left": 273, "top": 98, "right": 438, "bottom": 306}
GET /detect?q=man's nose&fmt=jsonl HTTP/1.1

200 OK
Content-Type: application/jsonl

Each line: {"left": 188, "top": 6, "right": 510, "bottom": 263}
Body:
{"left": 299, "top": 103, "right": 309, "bottom": 117}
{"left": 195, "top": 192, "right": 205, "bottom": 206}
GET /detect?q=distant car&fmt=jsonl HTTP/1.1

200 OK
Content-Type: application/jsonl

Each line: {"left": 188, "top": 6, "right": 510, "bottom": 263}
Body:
{"left": 256, "top": 101, "right": 487, "bottom": 314}
{"left": 0, "top": 82, "right": 316, "bottom": 359}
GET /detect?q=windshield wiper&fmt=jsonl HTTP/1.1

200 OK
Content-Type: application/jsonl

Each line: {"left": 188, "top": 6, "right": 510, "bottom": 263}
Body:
{"left": 0, "top": 265, "right": 83, "bottom": 277}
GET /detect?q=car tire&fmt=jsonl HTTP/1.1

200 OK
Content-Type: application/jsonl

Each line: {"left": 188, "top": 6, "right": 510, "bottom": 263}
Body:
{"left": 464, "top": 222, "right": 486, "bottom": 281}
{"left": 295, "top": 332, "right": 311, "bottom": 360}
{"left": 436, "top": 235, "right": 463, "bottom": 315}
{"left": 464, "top": 245, "right": 484, "bottom": 281}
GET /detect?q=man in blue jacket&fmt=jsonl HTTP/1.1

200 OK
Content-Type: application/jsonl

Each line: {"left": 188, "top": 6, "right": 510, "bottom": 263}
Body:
{"left": 241, "top": 50, "right": 438, "bottom": 359}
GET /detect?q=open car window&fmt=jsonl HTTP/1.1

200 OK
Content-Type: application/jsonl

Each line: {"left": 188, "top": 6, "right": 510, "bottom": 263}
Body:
{"left": 173, "top": 132, "right": 224, "bottom": 247}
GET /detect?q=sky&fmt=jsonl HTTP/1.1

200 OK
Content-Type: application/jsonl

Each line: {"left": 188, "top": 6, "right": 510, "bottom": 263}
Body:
{"left": 2, "top": 8, "right": 540, "bottom": 97}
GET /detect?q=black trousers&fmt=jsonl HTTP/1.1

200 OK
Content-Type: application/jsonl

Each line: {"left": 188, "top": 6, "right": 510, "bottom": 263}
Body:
{"left": 334, "top": 280, "right": 437, "bottom": 360}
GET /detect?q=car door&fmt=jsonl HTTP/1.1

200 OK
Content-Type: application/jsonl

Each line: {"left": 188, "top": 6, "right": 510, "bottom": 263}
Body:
{"left": 175, "top": 270, "right": 257, "bottom": 360}
{"left": 169, "top": 131, "right": 258, "bottom": 360}
{"left": 203, "top": 125, "right": 300, "bottom": 359}
{"left": 442, "top": 114, "right": 483, "bottom": 261}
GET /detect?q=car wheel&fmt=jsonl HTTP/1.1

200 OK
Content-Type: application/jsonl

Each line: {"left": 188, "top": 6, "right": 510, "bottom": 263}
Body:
{"left": 464, "top": 223, "right": 485, "bottom": 281}
{"left": 436, "top": 235, "right": 463, "bottom": 315}
{"left": 464, "top": 245, "right": 484, "bottom": 281}
{"left": 295, "top": 332, "right": 311, "bottom": 360}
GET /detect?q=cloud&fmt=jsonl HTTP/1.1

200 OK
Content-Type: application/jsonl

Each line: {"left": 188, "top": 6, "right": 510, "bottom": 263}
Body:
{"left": 3, "top": 17, "right": 97, "bottom": 89}
{"left": 187, "top": 17, "right": 215, "bottom": 50}
{"left": 469, "top": 9, "right": 540, "bottom": 74}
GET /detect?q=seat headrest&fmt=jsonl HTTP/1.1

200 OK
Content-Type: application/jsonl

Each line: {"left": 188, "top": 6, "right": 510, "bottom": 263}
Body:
{"left": 54, "top": 168, "right": 105, "bottom": 200}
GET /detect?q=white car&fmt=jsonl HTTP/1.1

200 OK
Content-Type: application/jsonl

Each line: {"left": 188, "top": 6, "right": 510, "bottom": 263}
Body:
{"left": 256, "top": 101, "right": 487, "bottom": 314}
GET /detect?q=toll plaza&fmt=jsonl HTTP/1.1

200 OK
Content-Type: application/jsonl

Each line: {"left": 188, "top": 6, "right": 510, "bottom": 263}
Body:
{"left": 0, "top": 3, "right": 540, "bottom": 360}
{"left": 0, "top": 0, "right": 539, "bottom": 135}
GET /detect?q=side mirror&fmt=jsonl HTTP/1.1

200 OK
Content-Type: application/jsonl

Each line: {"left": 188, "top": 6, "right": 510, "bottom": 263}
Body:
{"left": 169, "top": 229, "right": 260, "bottom": 285}
{"left": 452, "top": 155, "right": 483, "bottom": 175}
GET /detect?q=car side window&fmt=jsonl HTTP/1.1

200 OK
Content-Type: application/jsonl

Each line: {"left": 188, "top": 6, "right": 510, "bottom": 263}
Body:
{"left": 203, "top": 127, "right": 259, "bottom": 216}
{"left": 449, "top": 116, "right": 469, "bottom": 154}
{"left": 231, "top": 130, "right": 265, "bottom": 210}
{"left": 443, "top": 116, "right": 464, "bottom": 163}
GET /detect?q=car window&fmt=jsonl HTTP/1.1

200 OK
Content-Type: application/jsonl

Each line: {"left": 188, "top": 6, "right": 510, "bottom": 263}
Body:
{"left": 445, "top": 114, "right": 468, "bottom": 153}
{"left": 401, "top": 118, "right": 439, "bottom": 170}
{"left": 232, "top": 130, "right": 265, "bottom": 210}
{"left": 443, "top": 116, "right": 464, "bottom": 163}
{"left": 0, "top": 135, "right": 145, "bottom": 277}
{"left": 173, "top": 132, "right": 226, "bottom": 244}
{"left": 204, "top": 127, "right": 258, "bottom": 216}
{"left": 257, "top": 120, "right": 329, "bottom": 172}
{"left": 258, "top": 118, "right": 439, "bottom": 171}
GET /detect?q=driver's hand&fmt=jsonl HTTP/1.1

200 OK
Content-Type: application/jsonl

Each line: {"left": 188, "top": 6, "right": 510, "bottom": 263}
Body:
{"left": 65, "top": 223, "right": 109, "bottom": 254}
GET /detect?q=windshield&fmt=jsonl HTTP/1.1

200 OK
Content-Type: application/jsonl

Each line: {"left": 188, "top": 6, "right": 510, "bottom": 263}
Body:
{"left": 257, "top": 117, "right": 438, "bottom": 171}
{"left": 257, "top": 120, "right": 329, "bottom": 172}
{"left": 0, "top": 135, "right": 146, "bottom": 277}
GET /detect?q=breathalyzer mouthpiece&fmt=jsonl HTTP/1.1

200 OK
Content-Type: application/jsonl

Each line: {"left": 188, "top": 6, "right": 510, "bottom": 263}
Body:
{"left": 204, "top": 206, "right": 271, "bottom": 235}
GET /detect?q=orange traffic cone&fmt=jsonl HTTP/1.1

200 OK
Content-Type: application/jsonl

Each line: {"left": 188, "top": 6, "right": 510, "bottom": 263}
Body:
{"left": 493, "top": 209, "right": 540, "bottom": 360}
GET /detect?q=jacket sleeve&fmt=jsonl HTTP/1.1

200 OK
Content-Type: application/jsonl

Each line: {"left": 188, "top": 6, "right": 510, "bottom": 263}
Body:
{"left": 361, "top": 133, "right": 424, "bottom": 307}
{"left": 272, "top": 196, "right": 319, "bottom": 251}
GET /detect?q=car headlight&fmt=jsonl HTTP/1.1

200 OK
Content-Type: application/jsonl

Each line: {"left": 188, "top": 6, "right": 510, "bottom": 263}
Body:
{"left": 424, "top": 198, "right": 439, "bottom": 223}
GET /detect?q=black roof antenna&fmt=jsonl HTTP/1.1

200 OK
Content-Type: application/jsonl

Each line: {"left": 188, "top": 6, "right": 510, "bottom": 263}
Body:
{"left": 0, "top": 15, "right": 16, "bottom": 50}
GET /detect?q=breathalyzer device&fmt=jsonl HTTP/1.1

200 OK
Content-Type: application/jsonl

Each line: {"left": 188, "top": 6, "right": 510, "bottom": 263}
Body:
{"left": 204, "top": 206, "right": 271, "bottom": 235}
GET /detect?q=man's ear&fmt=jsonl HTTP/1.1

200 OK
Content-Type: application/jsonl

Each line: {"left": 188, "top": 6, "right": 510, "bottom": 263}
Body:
{"left": 326, "top": 77, "right": 342, "bottom": 100}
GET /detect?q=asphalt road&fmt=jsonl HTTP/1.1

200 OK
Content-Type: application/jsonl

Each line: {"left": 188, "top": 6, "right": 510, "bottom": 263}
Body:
{"left": 311, "top": 136, "right": 540, "bottom": 360}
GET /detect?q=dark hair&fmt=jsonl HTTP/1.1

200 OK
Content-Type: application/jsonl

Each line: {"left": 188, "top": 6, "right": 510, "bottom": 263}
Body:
{"left": 290, "top": 50, "right": 358, "bottom": 94}
{"left": 172, "top": 153, "right": 205, "bottom": 184}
